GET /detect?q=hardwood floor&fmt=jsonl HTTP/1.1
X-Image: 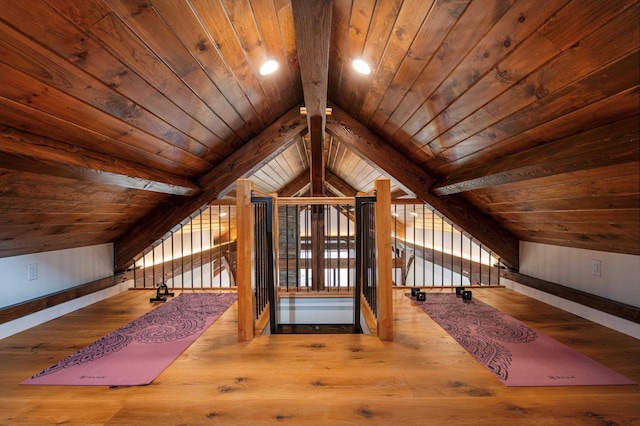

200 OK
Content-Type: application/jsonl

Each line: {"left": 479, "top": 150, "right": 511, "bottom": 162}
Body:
{"left": 1, "top": 288, "right": 638, "bottom": 425}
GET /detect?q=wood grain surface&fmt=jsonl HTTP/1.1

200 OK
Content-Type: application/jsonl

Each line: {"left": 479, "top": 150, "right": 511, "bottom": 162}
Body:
{"left": 1, "top": 287, "right": 638, "bottom": 425}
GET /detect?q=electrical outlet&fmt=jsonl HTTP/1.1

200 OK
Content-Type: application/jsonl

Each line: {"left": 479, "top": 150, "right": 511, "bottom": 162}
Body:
{"left": 590, "top": 259, "right": 601, "bottom": 277}
{"left": 27, "top": 263, "right": 38, "bottom": 281}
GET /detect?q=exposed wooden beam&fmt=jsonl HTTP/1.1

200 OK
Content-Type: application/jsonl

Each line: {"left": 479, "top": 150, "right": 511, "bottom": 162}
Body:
{"left": 325, "top": 168, "right": 357, "bottom": 197}
{"left": 309, "top": 115, "right": 325, "bottom": 196}
{"left": 292, "top": 0, "right": 332, "bottom": 196}
{"left": 310, "top": 204, "right": 325, "bottom": 290}
{"left": 327, "top": 106, "right": 436, "bottom": 192}
{"left": 433, "top": 116, "right": 640, "bottom": 195}
{"left": 292, "top": 0, "right": 331, "bottom": 289}
{"left": 198, "top": 107, "right": 307, "bottom": 196}
{"left": 292, "top": 0, "right": 332, "bottom": 124}
{"left": 326, "top": 105, "right": 519, "bottom": 270}
{"left": 0, "top": 126, "right": 201, "bottom": 196}
{"left": 278, "top": 169, "right": 310, "bottom": 197}
{"left": 114, "top": 106, "right": 307, "bottom": 272}
{"left": 391, "top": 188, "right": 408, "bottom": 199}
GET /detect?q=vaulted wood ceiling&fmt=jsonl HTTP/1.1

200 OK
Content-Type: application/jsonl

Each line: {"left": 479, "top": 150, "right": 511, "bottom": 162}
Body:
{"left": 1, "top": 0, "right": 638, "bottom": 272}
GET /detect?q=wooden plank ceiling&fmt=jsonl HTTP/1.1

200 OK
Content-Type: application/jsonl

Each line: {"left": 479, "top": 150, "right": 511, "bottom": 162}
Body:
{"left": 0, "top": 0, "right": 638, "bottom": 271}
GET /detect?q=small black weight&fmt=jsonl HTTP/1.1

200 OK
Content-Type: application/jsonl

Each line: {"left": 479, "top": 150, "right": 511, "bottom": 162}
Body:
{"left": 411, "top": 287, "right": 421, "bottom": 297}
{"left": 150, "top": 283, "right": 174, "bottom": 303}
{"left": 455, "top": 286, "right": 465, "bottom": 296}
{"left": 462, "top": 290, "right": 472, "bottom": 300}
{"left": 416, "top": 291, "right": 426, "bottom": 301}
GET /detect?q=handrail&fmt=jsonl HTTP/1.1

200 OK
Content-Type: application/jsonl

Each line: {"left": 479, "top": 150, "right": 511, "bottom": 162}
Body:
{"left": 390, "top": 200, "right": 501, "bottom": 287}
{"left": 277, "top": 196, "right": 356, "bottom": 205}
{"left": 131, "top": 204, "right": 236, "bottom": 290}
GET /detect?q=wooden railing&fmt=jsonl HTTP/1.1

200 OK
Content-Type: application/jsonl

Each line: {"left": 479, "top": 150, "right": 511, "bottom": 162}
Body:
{"left": 276, "top": 197, "right": 357, "bottom": 292}
{"left": 390, "top": 199, "right": 502, "bottom": 288}
{"left": 130, "top": 179, "right": 504, "bottom": 343}
{"left": 130, "top": 203, "right": 236, "bottom": 290}
{"left": 235, "top": 178, "right": 394, "bottom": 341}
{"left": 251, "top": 194, "right": 276, "bottom": 334}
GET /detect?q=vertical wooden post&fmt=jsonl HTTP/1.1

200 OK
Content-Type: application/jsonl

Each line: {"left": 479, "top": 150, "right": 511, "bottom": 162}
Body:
{"left": 269, "top": 193, "right": 279, "bottom": 334}
{"left": 236, "top": 179, "right": 255, "bottom": 342}
{"left": 310, "top": 205, "right": 325, "bottom": 290}
{"left": 375, "top": 178, "right": 393, "bottom": 341}
{"left": 309, "top": 114, "right": 326, "bottom": 291}
{"left": 270, "top": 193, "right": 280, "bottom": 290}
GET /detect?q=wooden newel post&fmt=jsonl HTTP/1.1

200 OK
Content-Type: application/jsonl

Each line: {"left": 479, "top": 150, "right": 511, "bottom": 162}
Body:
{"left": 237, "top": 179, "right": 255, "bottom": 342}
{"left": 375, "top": 178, "right": 393, "bottom": 341}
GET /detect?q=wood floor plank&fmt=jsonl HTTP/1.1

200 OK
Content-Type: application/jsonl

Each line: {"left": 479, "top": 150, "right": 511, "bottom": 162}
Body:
{"left": 0, "top": 288, "right": 638, "bottom": 425}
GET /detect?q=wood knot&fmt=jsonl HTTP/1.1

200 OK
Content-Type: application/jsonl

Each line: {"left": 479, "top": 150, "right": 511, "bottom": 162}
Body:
{"left": 504, "top": 404, "right": 527, "bottom": 414}
{"left": 496, "top": 68, "right": 511, "bottom": 83}
{"left": 357, "top": 406, "right": 374, "bottom": 418}
{"left": 309, "top": 343, "right": 325, "bottom": 349}
{"left": 196, "top": 39, "right": 208, "bottom": 52}
{"left": 466, "top": 387, "right": 494, "bottom": 397}
{"left": 534, "top": 85, "right": 548, "bottom": 99}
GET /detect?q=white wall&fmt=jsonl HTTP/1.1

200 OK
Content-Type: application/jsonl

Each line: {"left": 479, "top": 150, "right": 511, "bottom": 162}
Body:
{"left": 278, "top": 297, "right": 353, "bottom": 324}
{"left": 509, "top": 242, "right": 640, "bottom": 339}
{"left": 0, "top": 243, "right": 115, "bottom": 308}
{"left": 164, "top": 264, "right": 232, "bottom": 288}
{"left": 520, "top": 242, "right": 640, "bottom": 307}
{"left": 0, "top": 280, "right": 131, "bottom": 339}
{"left": 0, "top": 244, "right": 122, "bottom": 338}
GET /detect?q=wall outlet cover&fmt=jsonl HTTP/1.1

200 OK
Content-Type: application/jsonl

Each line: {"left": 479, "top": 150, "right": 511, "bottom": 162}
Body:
{"left": 27, "top": 263, "right": 38, "bottom": 281}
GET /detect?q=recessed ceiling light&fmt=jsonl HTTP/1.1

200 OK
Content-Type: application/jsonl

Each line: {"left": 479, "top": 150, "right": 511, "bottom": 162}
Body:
{"left": 219, "top": 212, "right": 228, "bottom": 217}
{"left": 352, "top": 58, "right": 371, "bottom": 75}
{"left": 259, "top": 59, "right": 278, "bottom": 75}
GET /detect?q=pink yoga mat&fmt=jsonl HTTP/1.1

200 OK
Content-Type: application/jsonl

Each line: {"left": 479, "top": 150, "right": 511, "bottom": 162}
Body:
{"left": 408, "top": 292, "right": 636, "bottom": 387}
{"left": 22, "top": 292, "right": 237, "bottom": 386}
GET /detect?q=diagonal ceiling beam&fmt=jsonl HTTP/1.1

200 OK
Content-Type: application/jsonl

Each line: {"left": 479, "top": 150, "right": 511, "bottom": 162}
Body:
{"left": 292, "top": 0, "right": 332, "bottom": 195}
{"left": 278, "top": 168, "right": 310, "bottom": 197}
{"left": 325, "top": 168, "right": 357, "bottom": 197}
{"left": 391, "top": 188, "right": 409, "bottom": 199}
{"left": 114, "top": 106, "right": 307, "bottom": 272}
{"left": 326, "top": 105, "right": 519, "bottom": 269}
{"left": 432, "top": 116, "right": 640, "bottom": 195}
{"left": 326, "top": 106, "right": 436, "bottom": 194}
{"left": 0, "top": 126, "right": 200, "bottom": 196}
{"left": 197, "top": 107, "right": 307, "bottom": 196}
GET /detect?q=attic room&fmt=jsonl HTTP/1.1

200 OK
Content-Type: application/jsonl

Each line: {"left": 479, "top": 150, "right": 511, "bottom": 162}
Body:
{"left": 0, "top": 0, "right": 638, "bottom": 424}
